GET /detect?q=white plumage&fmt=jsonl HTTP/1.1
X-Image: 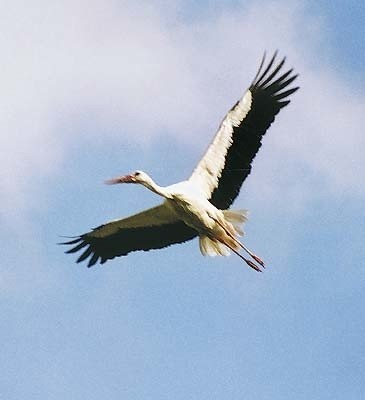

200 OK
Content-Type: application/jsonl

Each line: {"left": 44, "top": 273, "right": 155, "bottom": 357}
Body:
{"left": 62, "top": 52, "right": 298, "bottom": 271}
{"left": 189, "top": 90, "right": 252, "bottom": 198}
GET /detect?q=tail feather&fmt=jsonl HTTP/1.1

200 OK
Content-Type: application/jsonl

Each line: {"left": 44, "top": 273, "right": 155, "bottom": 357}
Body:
{"left": 199, "top": 236, "right": 230, "bottom": 257}
{"left": 198, "top": 209, "right": 249, "bottom": 258}
{"left": 222, "top": 209, "right": 248, "bottom": 236}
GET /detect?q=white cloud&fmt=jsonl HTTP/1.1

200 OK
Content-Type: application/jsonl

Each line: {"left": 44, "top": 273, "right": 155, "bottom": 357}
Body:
{"left": 0, "top": 0, "right": 364, "bottom": 233}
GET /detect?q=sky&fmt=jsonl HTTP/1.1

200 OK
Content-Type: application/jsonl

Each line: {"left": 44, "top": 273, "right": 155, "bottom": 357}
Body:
{"left": 1, "top": 0, "right": 364, "bottom": 399}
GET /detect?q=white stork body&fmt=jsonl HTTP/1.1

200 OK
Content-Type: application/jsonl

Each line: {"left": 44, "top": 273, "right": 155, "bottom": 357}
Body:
{"left": 165, "top": 194, "right": 248, "bottom": 261}
{"left": 62, "top": 52, "right": 299, "bottom": 271}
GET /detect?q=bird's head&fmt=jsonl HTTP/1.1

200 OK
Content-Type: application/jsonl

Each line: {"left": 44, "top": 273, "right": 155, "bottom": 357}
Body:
{"left": 105, "top": 170, "right": 150, "bottom": 185}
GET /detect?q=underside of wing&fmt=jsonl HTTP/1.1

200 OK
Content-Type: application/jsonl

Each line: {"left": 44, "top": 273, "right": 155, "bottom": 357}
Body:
{"left": 189, "top": 51, "right": 299, "bottom": 209}
{"left": 61, "top": 203, "right": 197, "bottom": 267}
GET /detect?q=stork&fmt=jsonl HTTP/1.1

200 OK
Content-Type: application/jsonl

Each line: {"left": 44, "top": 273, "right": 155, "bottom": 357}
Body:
{"left": 62, "top": 52, "right": 298, "bottom": 271}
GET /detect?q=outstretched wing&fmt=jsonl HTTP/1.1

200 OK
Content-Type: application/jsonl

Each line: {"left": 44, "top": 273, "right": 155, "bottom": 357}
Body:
{"left": 61, "top": 203, "right": 197, "bottom": 267}
{"left": 189, "top": 51, "right": 299, "bottom": 209}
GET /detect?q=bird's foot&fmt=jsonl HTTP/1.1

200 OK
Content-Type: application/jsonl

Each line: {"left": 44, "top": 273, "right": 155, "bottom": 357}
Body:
{"left": 243, "top": 258, "right": 263, "bottom": 272}
{"left": 251, "top": 254, "right": 265, "bottom": 268}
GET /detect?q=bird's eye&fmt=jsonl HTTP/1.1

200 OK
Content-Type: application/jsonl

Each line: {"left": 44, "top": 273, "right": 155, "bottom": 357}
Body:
{"left": 135, "top": 172, "right": 140, "bottom": 177}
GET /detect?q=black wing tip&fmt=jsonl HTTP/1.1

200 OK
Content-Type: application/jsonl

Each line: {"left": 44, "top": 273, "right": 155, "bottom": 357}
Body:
{"left": 60, "top": 234, "right": 101, "bottom": 267}
{"left": 250, "top": 51, "right": 267, "bottom": 85}
{"left": 61, "top": 232, "right": 127, "bottom": 268}
{"left": 251, "top": 50, "right": 298, "bottom": 91}
{"left": 58, "top": 235, "right": 82, "bottom": 245}
{"left": 249, "top": 50, "right": 299, "bottom": 107}
{"left": 252, "top": 50, "right": 280, "bottom": 86}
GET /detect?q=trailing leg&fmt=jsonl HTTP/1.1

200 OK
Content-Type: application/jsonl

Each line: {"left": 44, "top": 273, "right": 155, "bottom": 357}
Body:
{"left": 214, "top": 215, "right": 265, "bottom": 267}
{"left": 218, "top": 239, "right": 262, "bottom": 272}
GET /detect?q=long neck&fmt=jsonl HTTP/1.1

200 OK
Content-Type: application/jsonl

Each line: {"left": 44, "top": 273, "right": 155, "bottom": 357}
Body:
{"left": 141, "top": 178, "right": 172, "bottom": 199}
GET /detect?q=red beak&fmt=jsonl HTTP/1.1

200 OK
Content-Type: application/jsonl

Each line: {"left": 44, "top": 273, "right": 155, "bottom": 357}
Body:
{"left": 105, "top": 174, "right": 134, "bottom": 185}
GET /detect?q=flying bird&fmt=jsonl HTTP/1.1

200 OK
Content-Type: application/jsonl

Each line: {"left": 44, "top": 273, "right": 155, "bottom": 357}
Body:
{"left": 62, "top": 52, "right": 298, "bottom": 271}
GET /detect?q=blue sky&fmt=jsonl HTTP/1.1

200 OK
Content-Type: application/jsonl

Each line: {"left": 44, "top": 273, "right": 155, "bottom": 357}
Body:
{"left": 1, "top": 1, "right": 364, "bottom": 399}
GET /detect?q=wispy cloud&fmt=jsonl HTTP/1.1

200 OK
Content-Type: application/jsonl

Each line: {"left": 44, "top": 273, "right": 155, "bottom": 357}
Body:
{"left": 0, "top": 0, "right": 363, "bottom": 233}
